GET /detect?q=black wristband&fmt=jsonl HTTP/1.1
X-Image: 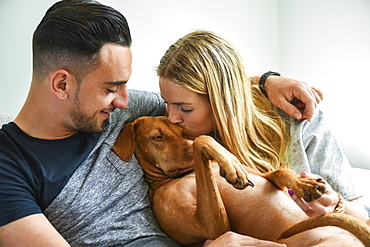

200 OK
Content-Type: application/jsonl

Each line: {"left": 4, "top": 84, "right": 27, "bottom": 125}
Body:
{"left": 259, "top": 71, "right": 281, "bottom": 98}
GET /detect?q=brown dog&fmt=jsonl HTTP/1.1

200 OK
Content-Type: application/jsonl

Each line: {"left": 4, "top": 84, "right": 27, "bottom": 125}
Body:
{"left": 113, "top": 116, "right": 370, "bottom": 247}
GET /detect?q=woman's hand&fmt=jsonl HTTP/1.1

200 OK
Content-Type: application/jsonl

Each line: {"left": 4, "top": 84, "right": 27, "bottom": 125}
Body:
{"left": 256, "top": 75, "right": 323, "bottom": 122}
{"left": 203, "top": 231, "right": 286, "bottom": 247}
{"left": 288, "top": 172, "right": 338, "bottom": 217}
{"left": 290, "top": 172, "right": 369, "bottom": 221}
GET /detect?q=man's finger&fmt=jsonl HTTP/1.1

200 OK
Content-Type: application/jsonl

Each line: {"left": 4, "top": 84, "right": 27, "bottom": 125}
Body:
{"left": 270, "top": 96, "right": 303, "bottom": 121}
{"left": 311, "top": 87, "right": 324, "bottom": 101}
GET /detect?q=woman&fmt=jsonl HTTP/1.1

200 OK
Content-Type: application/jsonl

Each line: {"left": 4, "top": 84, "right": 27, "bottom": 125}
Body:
{"left": 157, "top": 30, "right": 368, "bottom": 225}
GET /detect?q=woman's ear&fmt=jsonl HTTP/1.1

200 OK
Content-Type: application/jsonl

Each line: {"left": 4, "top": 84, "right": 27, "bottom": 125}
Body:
{"left": 49, "top": 69, "right": 76, "bottom": 100}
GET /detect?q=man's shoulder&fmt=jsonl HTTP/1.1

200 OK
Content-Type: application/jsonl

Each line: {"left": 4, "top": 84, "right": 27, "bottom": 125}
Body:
{"left": 111, "top": 89, "right": 164, "bottom": 122}
{"left": 127, "top": 89, "right": 161, "bottom": 105}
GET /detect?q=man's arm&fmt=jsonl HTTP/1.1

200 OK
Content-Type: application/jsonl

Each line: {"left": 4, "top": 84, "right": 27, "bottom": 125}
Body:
{"left": 0, "top": 214, "right": 70, "bottom": 247}
{"left": 251, "top": 75, "right": 323, "bottom": 122}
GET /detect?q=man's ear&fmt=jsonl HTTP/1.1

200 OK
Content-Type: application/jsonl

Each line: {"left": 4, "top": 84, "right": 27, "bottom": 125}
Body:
{"left": 49, "top": 69, "right": 76, "bottom": 100}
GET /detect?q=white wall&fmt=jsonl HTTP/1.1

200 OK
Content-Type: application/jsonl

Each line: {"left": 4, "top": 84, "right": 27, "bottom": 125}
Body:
{"left": 0, "top": 0, "right": 50, "bottom": 114}
{"left": 110, "top": 0, "right": 280, "bottom": 94}
{"left": 0, "top": 0, "right": 279, "bottom": 114}
{"left": 279, "top": 0, "right": 370, "bottom": 169}
{"left": 0, "top": 0, "right": 369, "bottom": 168}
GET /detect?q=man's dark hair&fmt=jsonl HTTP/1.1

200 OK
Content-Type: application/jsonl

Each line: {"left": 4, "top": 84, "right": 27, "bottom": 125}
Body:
{"left": 32, "top": 0, "right": 132, "bottom": 80}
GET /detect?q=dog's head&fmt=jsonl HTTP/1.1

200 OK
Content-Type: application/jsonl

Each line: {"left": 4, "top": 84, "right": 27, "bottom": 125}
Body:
{"left": 112, "top": 116, "right": 194, "bottom": 181}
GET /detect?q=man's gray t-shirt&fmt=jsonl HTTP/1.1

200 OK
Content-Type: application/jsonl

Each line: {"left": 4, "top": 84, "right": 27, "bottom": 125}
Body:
{"left": 1, "top": 89, "right": 364, "bottom": 246}
{"left": 44, "top": 90, "right": 179, "bottom": 246}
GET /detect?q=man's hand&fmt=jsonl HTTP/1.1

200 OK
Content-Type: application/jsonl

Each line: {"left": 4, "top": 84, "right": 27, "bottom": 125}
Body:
{"left": 252, "top": 75, "right": 323, "bottom": 122}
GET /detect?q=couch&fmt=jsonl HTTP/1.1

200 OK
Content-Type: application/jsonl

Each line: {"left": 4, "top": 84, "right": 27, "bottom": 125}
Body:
{"left": 0, "top": 113, "right": 369, "bottom": 215}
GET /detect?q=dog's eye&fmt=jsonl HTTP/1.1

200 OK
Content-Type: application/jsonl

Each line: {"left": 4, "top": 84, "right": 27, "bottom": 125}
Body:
{"left": 151, "top": 135, "right": 164, "bottom": 141}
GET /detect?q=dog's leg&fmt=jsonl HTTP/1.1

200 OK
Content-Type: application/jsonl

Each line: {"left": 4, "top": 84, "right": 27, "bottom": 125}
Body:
{"left": 151, "top": 135, "right": 237, "bottom": 245}
{"left": 184, "top": 135, "right": 253, "bottom": 240}
{"left": 260, "top": 168, "right": 326, "bottom": 202}
{"left": 193, "top": 135, "right": 251, "bottom": 190}
{"left": 191, "top": 136, "right": 232, "bottom": 240}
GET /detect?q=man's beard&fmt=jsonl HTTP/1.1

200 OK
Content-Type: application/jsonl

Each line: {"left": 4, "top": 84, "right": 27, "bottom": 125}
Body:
{"left": 70, "top": 97, "right": 107, "bottom": 134}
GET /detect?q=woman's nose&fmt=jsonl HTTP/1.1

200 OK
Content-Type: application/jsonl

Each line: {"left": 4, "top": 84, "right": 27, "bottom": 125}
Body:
{"left": 167, "top": 107, "right": 183, "bottom": 124}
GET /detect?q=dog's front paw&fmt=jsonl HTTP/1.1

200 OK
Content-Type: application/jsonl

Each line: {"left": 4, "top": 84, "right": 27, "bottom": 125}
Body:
{"left": 219, "top": 166, "right": 254, "bottom": 190}
{"left": 292, "top": 177, "right": 326, "bottom": 202}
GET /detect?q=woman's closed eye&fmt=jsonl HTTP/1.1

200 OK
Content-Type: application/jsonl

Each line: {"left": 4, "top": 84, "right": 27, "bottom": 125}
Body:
{"left": 181, "top": 107, "right": 193, "bottom": 113}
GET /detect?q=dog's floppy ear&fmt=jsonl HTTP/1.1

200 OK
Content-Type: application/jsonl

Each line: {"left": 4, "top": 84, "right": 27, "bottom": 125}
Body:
{"left": 112, "top": 121, "right": 136, "bottom": 162}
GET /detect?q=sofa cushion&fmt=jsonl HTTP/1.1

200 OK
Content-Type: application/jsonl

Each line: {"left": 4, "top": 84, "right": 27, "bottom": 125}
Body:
{"left": 0, "top": 113, "right": 15, "bottom": 126}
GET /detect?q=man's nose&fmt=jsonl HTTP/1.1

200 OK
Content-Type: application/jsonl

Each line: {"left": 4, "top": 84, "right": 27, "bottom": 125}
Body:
{"left": 112, "top": 86, "right": 128, "bottom": 109}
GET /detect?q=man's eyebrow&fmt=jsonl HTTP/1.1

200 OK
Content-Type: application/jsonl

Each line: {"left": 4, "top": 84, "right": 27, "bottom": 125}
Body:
{"left": 105, "top": 81, "right": 128, "bottom": 86}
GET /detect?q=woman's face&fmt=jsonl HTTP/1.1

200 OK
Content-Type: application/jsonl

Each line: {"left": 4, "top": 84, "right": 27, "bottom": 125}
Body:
{"left": 159, "top": 77, "right": 215, "bottom": 140}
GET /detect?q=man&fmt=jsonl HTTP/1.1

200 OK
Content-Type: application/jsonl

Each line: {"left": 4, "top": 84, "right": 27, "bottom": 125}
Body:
{"left": 0, "top": 1, "right": 321, "bottom": 246}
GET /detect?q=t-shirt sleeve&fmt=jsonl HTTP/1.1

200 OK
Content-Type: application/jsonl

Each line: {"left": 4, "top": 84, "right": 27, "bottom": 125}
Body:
{"left": 108, "top": 89, "right": 166, "bottom": 134}
{"left": 126, "top": 89, "right": 166, "bottom": 119}
{"left": 0, "top": 150, "right": 42, "bottom": 227}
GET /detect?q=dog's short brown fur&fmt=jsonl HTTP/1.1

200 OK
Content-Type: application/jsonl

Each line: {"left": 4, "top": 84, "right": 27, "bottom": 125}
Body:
{"left": 113, "top": 116, "right": 370, "bottom": 247}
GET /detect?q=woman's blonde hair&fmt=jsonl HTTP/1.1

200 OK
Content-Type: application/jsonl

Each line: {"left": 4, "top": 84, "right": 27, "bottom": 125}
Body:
{"left": 157, "top": 30, "right": 290, "bottom": 172}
